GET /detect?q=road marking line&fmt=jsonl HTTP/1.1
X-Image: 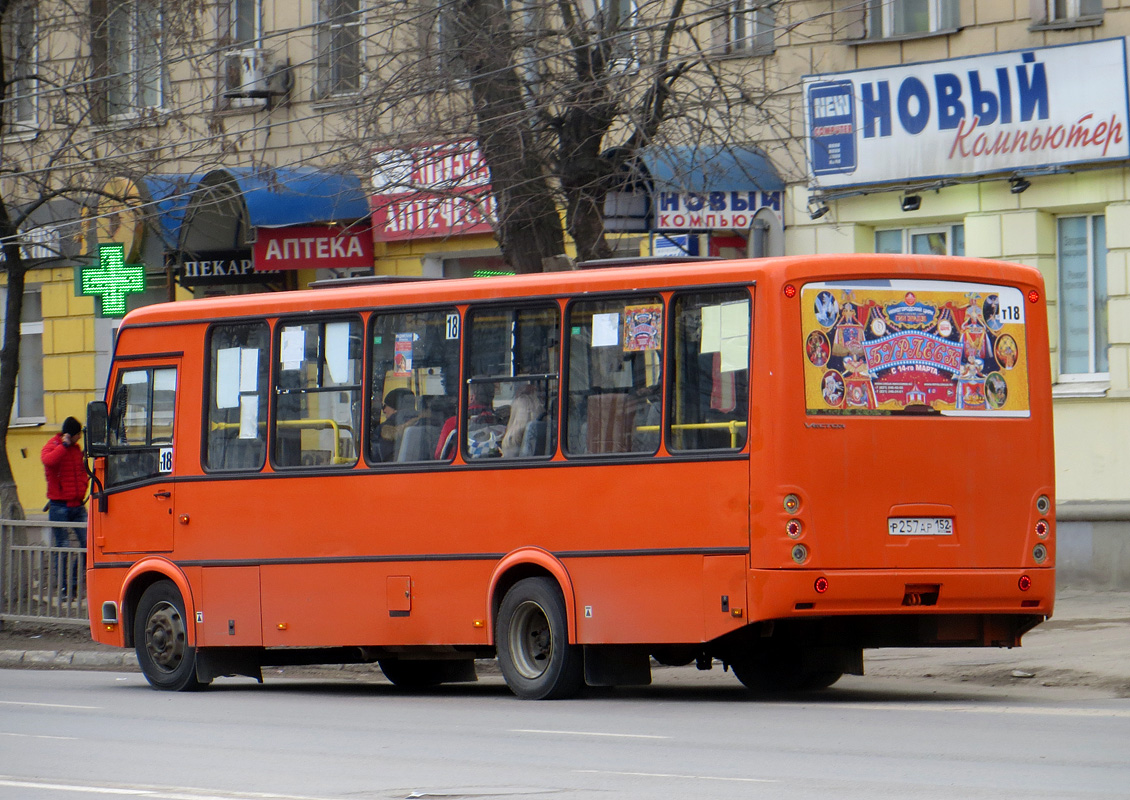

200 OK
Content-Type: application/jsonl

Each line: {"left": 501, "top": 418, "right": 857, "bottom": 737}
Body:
{"left": 0, "top": 732, "right": 79, "bottom": 741}
{"left": 576, "top": 769, "right": 776, "bottom": 783}
{"left": 511, "top": 728, "right": 669, "bottom": 739}
{"left": 0, "top": 778, "right": 339, "bottom": 800}
{"left": 0, "top": 700, "right": 101, "bottom": 710}
{"left": 814, "top": 703, "right": 1130, "bottom": 718}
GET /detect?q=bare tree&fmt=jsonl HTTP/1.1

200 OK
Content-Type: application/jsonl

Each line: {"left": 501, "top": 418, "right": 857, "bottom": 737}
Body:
{"left": 0, "top": 0, "right": 216, "bottom": 517}
{"left": 349, "top": 0, "right": 814, "bottom": 271}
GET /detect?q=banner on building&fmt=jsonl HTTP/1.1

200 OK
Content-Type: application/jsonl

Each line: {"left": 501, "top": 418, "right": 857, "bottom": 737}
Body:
{"left": 253, "top": 225, "right": 373, "bottom": 271}
{"left": 803, "top": 39, "right": 1130, "bottom": 188}
{"left": 370, "top": 141, "right": 496, "bottom": 241}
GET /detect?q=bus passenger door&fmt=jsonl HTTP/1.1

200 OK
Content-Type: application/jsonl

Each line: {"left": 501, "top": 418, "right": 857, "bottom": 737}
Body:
{"left": 97, "top": 363, "right": 179, "bottom": 554}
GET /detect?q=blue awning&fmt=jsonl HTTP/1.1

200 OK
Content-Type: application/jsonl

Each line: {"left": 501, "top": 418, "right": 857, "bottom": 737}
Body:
{"left": 210, "top": 167, "right": 370, "bottom": 228}
{"left": 137, "top": 174, "right": 198, "bottom": 249}
{"left": 636, "top": 145, "right": 784, "bottom": 193}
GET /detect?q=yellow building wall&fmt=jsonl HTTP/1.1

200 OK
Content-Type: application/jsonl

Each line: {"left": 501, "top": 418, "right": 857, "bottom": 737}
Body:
{"left": 4, "top": 266, "right": 98, "bottom": 515}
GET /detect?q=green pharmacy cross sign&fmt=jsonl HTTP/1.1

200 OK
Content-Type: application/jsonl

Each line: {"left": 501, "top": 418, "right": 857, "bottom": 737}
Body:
{"left": 78, "top": 243, "right": 146, "bottom": 317}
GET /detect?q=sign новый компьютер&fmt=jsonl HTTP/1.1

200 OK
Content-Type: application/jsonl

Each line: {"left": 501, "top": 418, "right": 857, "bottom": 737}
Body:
{"left": 803, "top": 39, "right": 1130, "bottom": 188}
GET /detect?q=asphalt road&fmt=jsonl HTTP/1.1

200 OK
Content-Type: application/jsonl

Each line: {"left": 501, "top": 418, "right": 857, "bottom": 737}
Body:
{"left": 2, "top": 667, "right": 1129, "bottom": 800}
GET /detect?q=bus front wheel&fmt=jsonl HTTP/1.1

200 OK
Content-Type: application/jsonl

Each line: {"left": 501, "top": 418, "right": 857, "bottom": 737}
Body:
{"left": 496, "top": 577, "right": 583, "bottom": 700}
{"left": 134, "top": 580, "right": 209, "bottom": 691}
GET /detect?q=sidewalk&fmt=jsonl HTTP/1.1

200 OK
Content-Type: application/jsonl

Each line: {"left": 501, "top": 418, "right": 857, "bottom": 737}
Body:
{"left": 3, "top": 588, "right": 1129, "bottom": 694}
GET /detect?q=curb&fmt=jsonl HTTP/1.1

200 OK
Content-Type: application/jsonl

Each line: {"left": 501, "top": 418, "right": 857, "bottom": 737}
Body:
{"left": 0, "top": 649, "right": 138, "bottom": 669}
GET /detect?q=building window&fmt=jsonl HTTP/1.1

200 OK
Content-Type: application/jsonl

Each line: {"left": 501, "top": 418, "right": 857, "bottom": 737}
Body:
{"left": 221, "top": 0, "right": 264, "bottom": 106}
{"left": 100, "top": 0, "right": 164, "bottom": 117}
{"left": 1036, "top": 0, "right": 1103, "bottom": 25}
{"left": 604, "top": 0, "right": 637, "bottom": 68}
{"left": 315, "top": 0, "right": 361, "bottom": 98}
{"left": 3, "top": 286, "right": 46, "bottom": 424}
{"left": 1057, "top": 215, "right": 1108, "bottom": 379}
{"left": 866, "top": 0, "right": 958, "bottom": 38}
{"left": 875, "top": 225, "right": 965, "bottom": 256}
{"left": 2, "top": 1, "right": 37, "bottom": 132}
{"left": 720, "top": 0, "right": 775, "bottom": 56}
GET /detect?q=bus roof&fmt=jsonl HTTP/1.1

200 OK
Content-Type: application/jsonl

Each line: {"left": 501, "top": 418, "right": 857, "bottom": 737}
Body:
{"left": 119, "top": 254, "right": 1042, "bottom": 329}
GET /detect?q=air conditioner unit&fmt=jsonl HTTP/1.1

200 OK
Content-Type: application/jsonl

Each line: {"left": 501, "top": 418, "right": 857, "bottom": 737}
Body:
{"left": 223, "top": 48, "right": 268, "bottom": 99}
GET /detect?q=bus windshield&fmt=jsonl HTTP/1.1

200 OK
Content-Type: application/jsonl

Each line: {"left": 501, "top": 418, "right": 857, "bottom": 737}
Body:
{"left": 802, "top": 279, "right": 1030, "bottom": 417}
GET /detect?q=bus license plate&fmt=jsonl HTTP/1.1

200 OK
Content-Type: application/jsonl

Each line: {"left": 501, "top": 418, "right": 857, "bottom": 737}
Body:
{"left": 888, "top": 517, "right": 953, "bottom": 536}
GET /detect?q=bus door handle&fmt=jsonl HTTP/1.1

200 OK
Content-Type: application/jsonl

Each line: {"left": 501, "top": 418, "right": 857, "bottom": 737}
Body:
{"left": 153, "top": 490, "right": 171, "bottom": 499}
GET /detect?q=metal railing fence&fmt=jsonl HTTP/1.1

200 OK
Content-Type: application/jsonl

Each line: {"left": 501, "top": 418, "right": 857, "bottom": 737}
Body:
{"left": 0, "top": 518, "right": 88, "bottom": 626}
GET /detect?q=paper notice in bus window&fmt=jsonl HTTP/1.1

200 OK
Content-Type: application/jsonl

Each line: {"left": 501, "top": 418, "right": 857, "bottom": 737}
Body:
{"left": 238, "top": 395, "right": 258, "bottom": 439}
{"left": 393, "top": 333, "right": 414, "bottom": 377}
{"left": 719, "top": 302, "right": 750, "bottom": 373}
{"left": 326, "top": 322, "right": 351, "bottom": 384}
{"left": 215, "top": 347, "right": 240, "bottom": 409}
{"left": 801, "top": 280, "right": 1030, "bottom": 417}
{"left": 239, "top": 348, "right": 259, "bottom": 393}
{"left": 592, "top": 313, "right": 620, "bottom": 347}
{"left": 280, "top": 328, "right": 305, "bottom": 371}
{"left": 700, "top": 305, "right": 722, "bottom": 353}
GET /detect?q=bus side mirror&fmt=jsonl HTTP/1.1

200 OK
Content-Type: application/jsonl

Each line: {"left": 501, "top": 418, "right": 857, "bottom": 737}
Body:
{"left": 86, "top": 401, "right": 110, "bottom": 458}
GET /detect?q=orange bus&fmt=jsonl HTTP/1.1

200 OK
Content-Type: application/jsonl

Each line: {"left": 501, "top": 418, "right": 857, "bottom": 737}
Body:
{"left": 83, "top": 254, "right": 1055, "bottom": 699}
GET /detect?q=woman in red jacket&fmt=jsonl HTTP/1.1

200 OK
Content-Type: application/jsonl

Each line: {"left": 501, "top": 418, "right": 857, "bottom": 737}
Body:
{"left": 40, "top": 417, "right": 89, "bottom": 599}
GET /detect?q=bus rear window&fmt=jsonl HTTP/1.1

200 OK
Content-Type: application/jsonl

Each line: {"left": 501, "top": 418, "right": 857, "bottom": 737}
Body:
{"left": 802, "top": 280, "right": 1029, "bottom": 417}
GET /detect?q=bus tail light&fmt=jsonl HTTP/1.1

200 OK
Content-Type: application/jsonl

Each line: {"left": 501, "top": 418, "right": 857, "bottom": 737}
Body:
{"left": 783, "top": 493, "right": 801, "bottom": 513}
{"left": 814, "top": 576, "right": 829, "bottom": 593}
{"left": 1032, "top": 544, "right": 1048, "bottom": 564}
{"left": 1027, "top": 289, "right": 1040, "bottom": 303}
{"left": 1018, "top": 575, "right": 1032, "bottom": 591}
{"left": 783, "top": 284, "right": 797, "bottom": 298}
{"left": 786, "top": 519, "right": 803, "bottom": 538}
{"left": 791, "top": 544, "right": 808, "bottom": 564}
{"left": 1036, "top": 495, "right": 1051, "bottom": 514}
{"left": 1035, "top": 519, "right": 1049, "bottom": 538}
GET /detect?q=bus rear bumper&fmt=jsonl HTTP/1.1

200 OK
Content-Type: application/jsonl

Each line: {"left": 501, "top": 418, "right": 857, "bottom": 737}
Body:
{"left": 748, "top": 568, "right": 1055, "bottom": 622}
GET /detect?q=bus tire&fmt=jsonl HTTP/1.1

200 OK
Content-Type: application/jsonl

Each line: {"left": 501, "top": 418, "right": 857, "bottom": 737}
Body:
{"left": 134, "top": 580, "right": 209, "bottom": 691}
{"left": 496, "top": 577, "right": 583, "bottom": 700}
{"left": 378, "top": 658, "right": 477, "bottom": 688}
{"left": 730, "top": 651, "right": 842, "bottom": 694}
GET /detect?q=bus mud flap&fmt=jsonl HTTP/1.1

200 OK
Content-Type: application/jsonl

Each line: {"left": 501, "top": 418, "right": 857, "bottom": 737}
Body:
{"left": 583, "top": 645, "right": 652, "bottom": 686}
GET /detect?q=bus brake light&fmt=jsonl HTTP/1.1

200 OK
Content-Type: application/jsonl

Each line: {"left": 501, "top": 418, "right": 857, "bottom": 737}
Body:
{"left": 1027, "top": 289, "right": 1040, "bottom": 303}
{"left": 814, "top": 577, "right": 829, "bottom": 593}
{"left": 1018, "top": 575, "right": 1032, "bottom": 591}
{"left": 783, "top": 284, "right": 797, "bottom": 298}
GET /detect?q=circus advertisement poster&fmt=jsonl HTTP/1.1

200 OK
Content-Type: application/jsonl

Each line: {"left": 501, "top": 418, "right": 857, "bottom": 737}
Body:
{"left": 801, "top": 280, "right": 1030, "bottom": 417}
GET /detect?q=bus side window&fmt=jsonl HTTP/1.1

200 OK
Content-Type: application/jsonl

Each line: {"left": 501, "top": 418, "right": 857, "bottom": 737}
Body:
{"left": 564, "top": 296, "right": 663, "bottom": 456}
{"left": 368, "top": 308, "right": 461, "bottom": 464}
{"left": 669, "top": 290, "right": 751, "bottom": 452}
{"left": 273, "top": 317, "right": 362, "bottom": 469}
{"left": 205, "top": 322, "right": 270, "bottom": 471}
{"left": 466, "top": 305, "right": 559, "bottom": 460}
{"left": 106, "top": 367, "right": 178, "bottom": 486}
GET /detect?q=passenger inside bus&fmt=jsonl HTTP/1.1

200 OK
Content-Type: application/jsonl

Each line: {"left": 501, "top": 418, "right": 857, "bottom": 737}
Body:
{"left": 435, "top": 383, "right": 498, "bottom": 460}
{"left": 500, "top": 384, "right": 545, "bottom": 457}
{"left": 374, "top": 388, "right": 417, "bottom": 461}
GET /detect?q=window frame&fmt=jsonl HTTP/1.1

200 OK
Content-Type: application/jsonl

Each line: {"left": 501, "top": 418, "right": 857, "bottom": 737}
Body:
{"left": 2, "top": 0, "right": 38, "bottom": 134}
{"left": 1032, "top": 0, "right": 1104, "bottom": 29}
{"left": 874, "top": 224, "right": 965, "bottom": 257}
{"left": 202, "top": 320, "right": 271, "bottom": 473}
{"left": 315, "top": 0, "right": 363, "bottom": 100}
{"left": 366, "top": 304, "right": 464, "bottom": 466}
{"left": 863, "top": 0, "right": 959, "bottom": 40}
{"left": 719, "top": 0, "right": 775, "bottom": 57}
{"left": 270, "top": 313, "right": 364, "bottom": 470}
{"left": 3, "top": 285, "right": 45, "bottom": 425}
{"left": 1056, "top": 214, "right": 1108, "bottom": 384}
{"left": 105, "top": 365, "right": 179, "bottom": 487}
{"left": 101, "top": 0, "right": 166, "bottom": 119}
{"left": 463, "top": 301, "right": 561, "bottom": 462}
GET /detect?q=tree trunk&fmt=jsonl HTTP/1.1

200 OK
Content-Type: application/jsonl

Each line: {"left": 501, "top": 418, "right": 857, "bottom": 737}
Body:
{"left": 0, "top": 199, "right": 27, "bottom": 520}
{"left": 454, "top": 0, "right": 566, "bottom": 273}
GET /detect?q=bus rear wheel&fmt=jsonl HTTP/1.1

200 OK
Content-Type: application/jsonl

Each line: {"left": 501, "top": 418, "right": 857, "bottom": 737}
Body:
{"left": 134, "top": 580, "right": 209, "bottom": 691}
{"left": 496, "top": 577, "right": 583, "bottom": 700}
{"left": 730, "top": 649, "right": 842, "bottom": 694}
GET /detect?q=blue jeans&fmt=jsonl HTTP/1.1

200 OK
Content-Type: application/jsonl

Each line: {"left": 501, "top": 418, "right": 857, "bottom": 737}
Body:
{"left": 48, "top": 501, "right": 87, "bottom": 596}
